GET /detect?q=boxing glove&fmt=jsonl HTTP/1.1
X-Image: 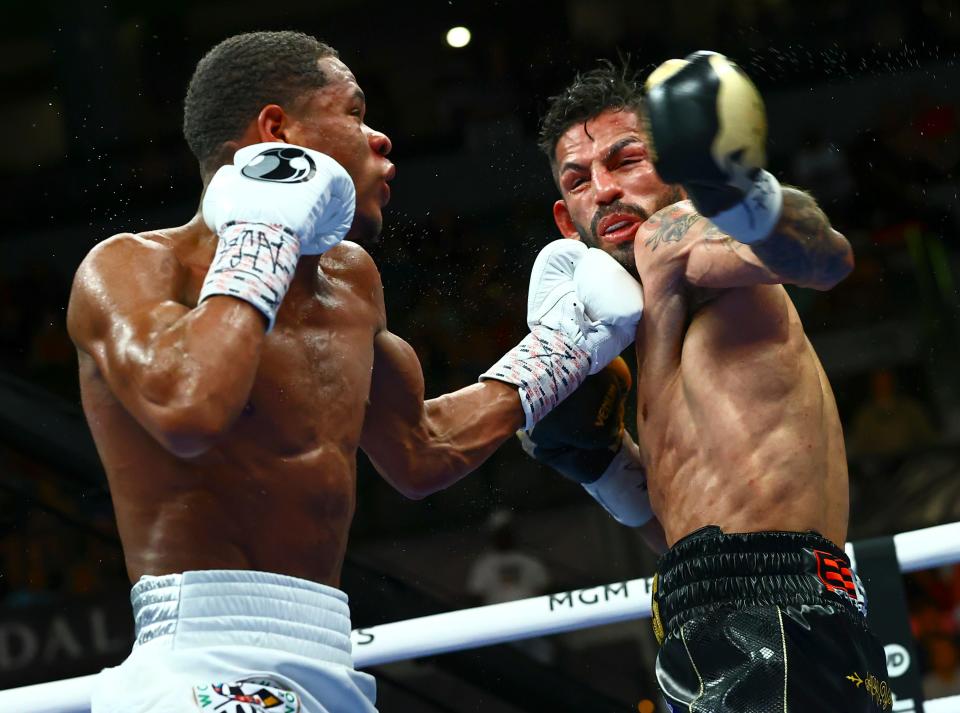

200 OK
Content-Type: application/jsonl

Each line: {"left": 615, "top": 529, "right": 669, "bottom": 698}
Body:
{"left": 518, "top": 356, "right": 630, "bottom": 482}
{"left": 517, "top": 357, "right": 653, "bottom": 526}
{"left": 644, "top": 51, "right": 782, "bottom": 244}
{"left": 200, "top": 142, "right": 356, "bottom": 330}
{"left": 482, "top": 239, "right": 644, "bottom": 432}
{"left": 528, "top": 240, "right": 644, "bottom": 373}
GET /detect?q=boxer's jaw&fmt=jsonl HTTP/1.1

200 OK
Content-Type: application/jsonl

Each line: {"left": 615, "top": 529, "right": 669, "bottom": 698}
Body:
{"left": 284, "top": 57, "right": 394, "bottom": 246}
{"left": 569, "top": 211, "right": 639, "bottom": 278}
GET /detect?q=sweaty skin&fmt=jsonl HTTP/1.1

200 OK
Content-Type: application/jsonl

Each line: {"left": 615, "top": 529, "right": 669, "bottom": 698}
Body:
{"left": 68, "top": 57, "right": 523, "bottom": 586}
{"left": 552, "top": 109, "right": 853, "bottom": 548}
{"left": 632, "top": 202, "right": 850, "bottom": 547}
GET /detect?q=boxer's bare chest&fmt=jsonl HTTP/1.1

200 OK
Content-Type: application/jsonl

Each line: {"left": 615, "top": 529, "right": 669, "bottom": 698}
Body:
{"left": 182, "top": 246, "right": 381, "bottom": 456}
{"left": 632, "top": 239, "right": 692, "bottom": 389}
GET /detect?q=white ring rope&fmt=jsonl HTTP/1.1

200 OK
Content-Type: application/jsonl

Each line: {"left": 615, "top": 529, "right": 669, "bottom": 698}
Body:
{"left": 4, "top": 521, "right": 960, "bottom": 713}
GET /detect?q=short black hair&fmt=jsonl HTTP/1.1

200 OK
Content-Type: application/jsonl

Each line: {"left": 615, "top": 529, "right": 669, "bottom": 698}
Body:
{"left": 538, "top": 59, "right": 645, "bottom": 168}
{"left": 183, "top": 31, "right": 338, "bottom": 174}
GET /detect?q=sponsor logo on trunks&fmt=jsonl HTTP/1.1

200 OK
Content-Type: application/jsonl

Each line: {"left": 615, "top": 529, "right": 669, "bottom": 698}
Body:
{"left": 845, "top": 671, "right": 893, "bottom": 710}
{"left": 193, "top": 679, "right": 300, "bottom": 713}
{"left": 813, "top": 549, "right": 867, "bottom": 615}
{"left": 241, "top": 147, "right": 317, "bottom": 184}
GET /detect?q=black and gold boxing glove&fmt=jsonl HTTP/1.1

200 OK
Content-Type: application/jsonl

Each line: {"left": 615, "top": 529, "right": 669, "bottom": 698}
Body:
{"left": 644, "top": 51, "right": 782, "bottom": 244}
{"left": 518, "top": 357, "right": 653, "bottom": 526}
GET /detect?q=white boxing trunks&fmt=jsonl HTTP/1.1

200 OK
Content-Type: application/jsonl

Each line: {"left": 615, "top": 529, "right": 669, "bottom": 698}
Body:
{"left": 91, "top": 570, "right": 377, "bottom": 713}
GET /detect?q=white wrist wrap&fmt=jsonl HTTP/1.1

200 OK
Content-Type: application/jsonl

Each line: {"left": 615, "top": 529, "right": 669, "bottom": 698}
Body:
{"left": 708, "top": 169, "right": 783, "bottom": 245}
{"left": 480, "top": 326, "right": 591, "bottom": 433}
{"left": 199, "top": 221, "right": 301, "bottom": 332}
{"left": 582, "top": 432, "right": 653, "bottom": 527}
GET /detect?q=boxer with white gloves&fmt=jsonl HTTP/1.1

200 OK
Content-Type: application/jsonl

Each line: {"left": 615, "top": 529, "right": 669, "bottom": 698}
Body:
{"left": 66, "top": 31, "right": 646, "bottom": 713}
{"left": 537, "top": 54, "right": 886, "bottom": 711}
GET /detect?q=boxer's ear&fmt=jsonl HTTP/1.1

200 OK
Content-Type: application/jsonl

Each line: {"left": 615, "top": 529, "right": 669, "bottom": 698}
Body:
{"left": 255, "top": 104, "right": 287, "bottom": 144}
{"left": 553, "top": 200, "right": 580, "bottom": 240}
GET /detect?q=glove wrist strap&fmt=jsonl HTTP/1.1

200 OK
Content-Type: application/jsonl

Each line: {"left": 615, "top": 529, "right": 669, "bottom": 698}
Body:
{"left": 480, "top": 326, "right": 590, "bottom": 432}
{"left": 199, "top": 221, "right": 301, "bottom": 332}
{"left": 706, "top": 169, "right": 783, "bottom": 245}
{"left": 582, "top": 432, "right": 654, "bottom": 526}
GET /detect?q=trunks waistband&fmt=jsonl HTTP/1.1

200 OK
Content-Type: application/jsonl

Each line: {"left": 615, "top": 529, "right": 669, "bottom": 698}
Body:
{"left": 131, "top": 569, "right": 354, "bottom": 667}
{"left": 653, "top": 526, "right": 867, "bottom": 640}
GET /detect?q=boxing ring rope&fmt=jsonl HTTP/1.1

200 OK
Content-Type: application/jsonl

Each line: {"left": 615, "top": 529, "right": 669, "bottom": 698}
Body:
{"left": 4, "top": 520, "right": 960, "bottom": 713}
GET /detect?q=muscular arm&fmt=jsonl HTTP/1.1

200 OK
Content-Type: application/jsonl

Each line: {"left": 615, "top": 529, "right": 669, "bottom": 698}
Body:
{"left": 359, "top": 329, "right": 524, "bottom": 499}
{"left": 668, "top": 190, "right": 854, "bottom": 291}
{"left": 748, "top": 187, "right": 854, "bottom": 290}
{"left": 67, "top": 234, "right": 267, "bottom": 457}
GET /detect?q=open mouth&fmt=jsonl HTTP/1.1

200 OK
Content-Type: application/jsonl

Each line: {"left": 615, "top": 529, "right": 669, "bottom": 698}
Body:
{"left": 597, "top": 215, "right": 641, "bottom": 245}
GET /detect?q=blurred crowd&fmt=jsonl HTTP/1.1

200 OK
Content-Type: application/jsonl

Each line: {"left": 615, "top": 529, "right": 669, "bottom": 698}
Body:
{"left": 0, "top": 443, "right": 127, "bottom": 607}
{"left": 908, "top": 567, "right": 960, "bottom": 698}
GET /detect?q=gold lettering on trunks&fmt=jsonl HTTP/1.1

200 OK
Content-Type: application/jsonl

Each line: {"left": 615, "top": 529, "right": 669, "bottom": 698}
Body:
{"left": 846, "top": 671, "right": 892, "bottom": 710}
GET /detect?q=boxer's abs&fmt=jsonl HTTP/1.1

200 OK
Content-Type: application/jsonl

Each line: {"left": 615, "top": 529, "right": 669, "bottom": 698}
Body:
{"left": 637, "top": 284, "right": 849, "bottom": 548}
{"left": 80, "top": 273, "right": 379, "bottom": 587}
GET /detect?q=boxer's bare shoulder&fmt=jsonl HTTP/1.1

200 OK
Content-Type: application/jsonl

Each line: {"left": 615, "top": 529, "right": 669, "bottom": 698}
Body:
{"left": 322, "top": 240, "right": 381, "bottom": 289}
{"left": 84, "top": 231, "right": 181, "bottom": 268}
{"left": 77, "top": 230, "right": 189, "bottom": 287}
{"left": 68, "top": 232, "right": 187, "bottom": 348}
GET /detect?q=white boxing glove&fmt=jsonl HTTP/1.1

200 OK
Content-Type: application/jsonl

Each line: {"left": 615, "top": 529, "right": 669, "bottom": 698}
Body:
{"left": 203, "top": 142, "right": 356, "bottom": 253}
{"left": 581, "top": 431, "right": 653, "bottom": 527}
{"left": 481, "top": 239, "right": 645, "bottom": 431}
{"left": 199, "top": 142, "right": 356, "bottom": 330}
{"left": 572, "top": 247, "right": 645, "bottom": 373}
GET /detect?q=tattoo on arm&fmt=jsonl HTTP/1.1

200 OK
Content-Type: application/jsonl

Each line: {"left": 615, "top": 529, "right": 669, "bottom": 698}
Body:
{"left": 700, "top": 222, "right": 741, "bottom": 252}
{"left": 748, "top": 187, "right": 851, "bottom": 287}
{"left": 644, "top": 210, "right": 701, "bottom": 251}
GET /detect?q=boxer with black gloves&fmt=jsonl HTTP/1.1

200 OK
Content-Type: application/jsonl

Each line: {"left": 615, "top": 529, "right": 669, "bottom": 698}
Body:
{"left": 536, "top": 53, "right": 888, "bottom": 711}
{"left": 518, "top": 356, "right": 668, "bottom": 551}
{"left": 67, "top": 31, "right": 644, "bottom": 713}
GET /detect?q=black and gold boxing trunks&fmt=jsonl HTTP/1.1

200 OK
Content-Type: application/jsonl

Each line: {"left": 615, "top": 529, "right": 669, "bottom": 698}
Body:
{"left": 651, "top": 526, "right": 890, "bottom": 712}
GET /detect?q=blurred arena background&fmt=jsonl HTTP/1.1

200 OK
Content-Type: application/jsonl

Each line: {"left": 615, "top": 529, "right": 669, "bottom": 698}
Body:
{"left": 1, "top": 1, "right": 959, "bottom": 710}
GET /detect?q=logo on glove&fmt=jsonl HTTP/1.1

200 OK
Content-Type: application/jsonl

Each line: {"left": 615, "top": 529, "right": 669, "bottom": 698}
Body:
{"left": 241, "top": 147, "right": 317, "bottom": 183}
